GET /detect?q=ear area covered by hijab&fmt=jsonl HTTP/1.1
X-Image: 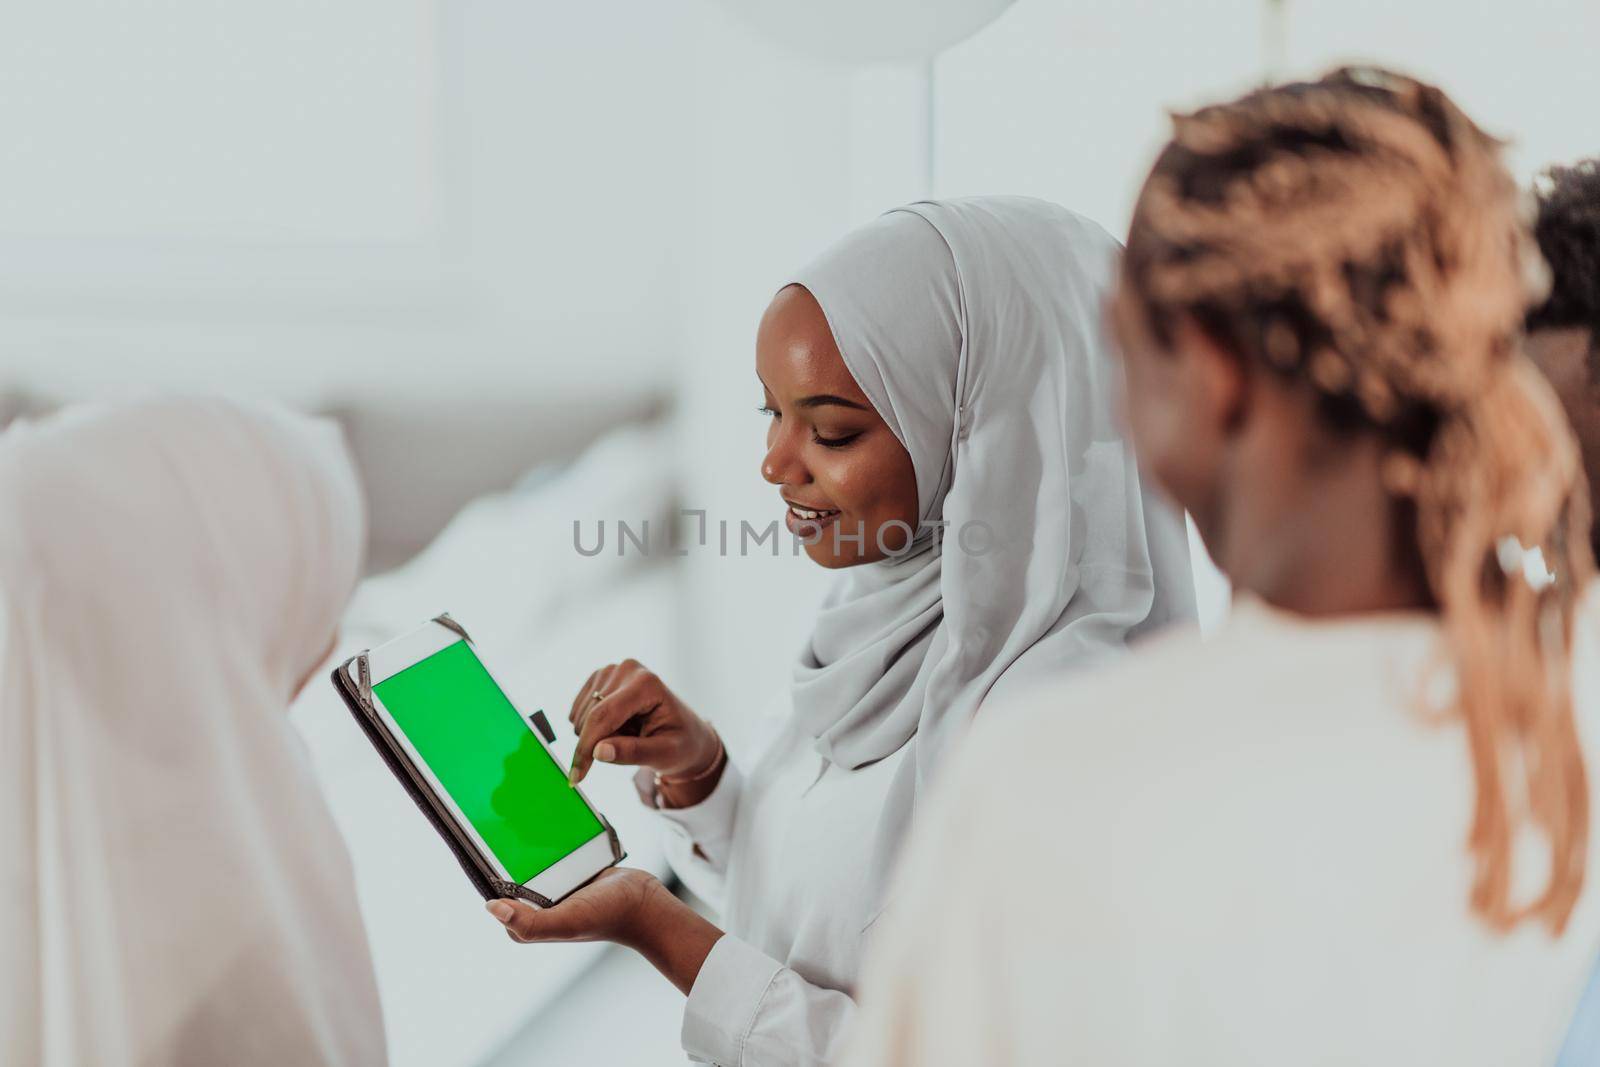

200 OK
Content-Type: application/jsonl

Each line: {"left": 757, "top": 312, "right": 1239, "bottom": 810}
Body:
{"left": 0, "top": 395, "right": 385, "bottom": 1067}
{"left": 787, "top": 196, "right": 1197, "bottom": 914}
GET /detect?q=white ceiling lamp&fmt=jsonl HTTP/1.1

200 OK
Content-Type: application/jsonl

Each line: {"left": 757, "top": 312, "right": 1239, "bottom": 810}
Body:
{"left": 719, "top": 0, "right": 1017, "bottom": 64}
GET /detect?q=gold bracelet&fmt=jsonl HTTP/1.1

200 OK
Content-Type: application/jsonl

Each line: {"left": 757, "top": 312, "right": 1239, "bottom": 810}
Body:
{"left": 655, "top": 728, "right": 725, "bottom": 792}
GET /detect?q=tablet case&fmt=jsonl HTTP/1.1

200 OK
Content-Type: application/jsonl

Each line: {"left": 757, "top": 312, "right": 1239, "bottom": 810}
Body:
{"left": 330, "top": 613, "right": 625, "bottom": 908}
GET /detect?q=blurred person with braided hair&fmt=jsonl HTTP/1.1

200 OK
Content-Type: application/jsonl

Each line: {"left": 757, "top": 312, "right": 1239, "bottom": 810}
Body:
{"left": 1524, "top": 156, "right": 1600, "bottom": 1067}
{"left": 842, "top": 68, "right": 1600, "bottom": 1067}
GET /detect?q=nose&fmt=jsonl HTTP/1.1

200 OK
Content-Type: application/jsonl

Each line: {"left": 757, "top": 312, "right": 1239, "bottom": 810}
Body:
{"left": 761, "top": 420, "right": 808, "bottom": 488}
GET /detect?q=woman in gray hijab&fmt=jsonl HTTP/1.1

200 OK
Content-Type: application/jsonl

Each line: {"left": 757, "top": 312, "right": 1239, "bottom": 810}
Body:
{"left": 486, "top": 196, "right": 1196, "bottom": 1065}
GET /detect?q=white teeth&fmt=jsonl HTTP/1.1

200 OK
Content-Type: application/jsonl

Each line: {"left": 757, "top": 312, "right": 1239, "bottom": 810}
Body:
{"left": 790, "top": 506, "right": 837, "bottom": 521}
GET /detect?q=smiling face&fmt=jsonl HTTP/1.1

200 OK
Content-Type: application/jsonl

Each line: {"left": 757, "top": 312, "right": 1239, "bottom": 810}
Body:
{"left": 756, "top": 285, "right": 919, "bottom": 568}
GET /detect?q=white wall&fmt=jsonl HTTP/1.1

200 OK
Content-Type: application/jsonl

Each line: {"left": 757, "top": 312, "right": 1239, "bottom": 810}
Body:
{"left": 0, "top": 0, "right": 695, "bottom": 401}
{"left": 669, "top": 5, "right": 933, "bottom": 729}
{"left": 1284, "top": 0, "right": 1600, "bottom": 184}
{"left": 933, "top": 0, "right": 1600, "bottom": 236}
{"left": 931, "top": 0, "right": 1263, "bottom": 237}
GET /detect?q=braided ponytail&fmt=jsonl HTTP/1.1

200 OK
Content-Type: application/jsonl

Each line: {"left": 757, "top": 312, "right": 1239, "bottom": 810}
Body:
{"left": 1410, "top": 360, "right": 1593, "bottom": 929}
{"left": 1124, "top": 66, "right": 1597, "bottom": 932}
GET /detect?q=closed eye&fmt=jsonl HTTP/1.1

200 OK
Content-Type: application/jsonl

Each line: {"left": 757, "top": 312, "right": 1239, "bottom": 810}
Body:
{"left": 760, "top": 404, "right": 858, "bottom": 448}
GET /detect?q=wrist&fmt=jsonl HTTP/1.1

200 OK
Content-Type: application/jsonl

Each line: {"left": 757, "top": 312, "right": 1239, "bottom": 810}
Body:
{"left": 622, "top": 880, "right": 724, "bottom": 996}
{"left": 656, "top": 728, "right": 727, "bottom": 809}
{"left": 616, "top": 876, "right": 680, "bottom": 954}
{"left": 663, "top": 723, "right": 723, "bottom": 782}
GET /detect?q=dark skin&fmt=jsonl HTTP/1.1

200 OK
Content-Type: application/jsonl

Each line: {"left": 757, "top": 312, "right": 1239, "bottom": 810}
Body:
{"left": 486, "top": 284, "right": 919, "bottom": 994}
{"left": 1110, "top": 287, "right": 1434, "bottom": 616}
{"left": 1525, "top": 325, "right": 1600, "bottom": 557}
{"left": 758, "top": 284, "right": 922, "bottom": 567}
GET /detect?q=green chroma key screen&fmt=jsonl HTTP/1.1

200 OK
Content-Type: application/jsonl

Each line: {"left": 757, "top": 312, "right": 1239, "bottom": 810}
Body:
{"left": 372, "top": 640, "right": 603, "bottom": 884}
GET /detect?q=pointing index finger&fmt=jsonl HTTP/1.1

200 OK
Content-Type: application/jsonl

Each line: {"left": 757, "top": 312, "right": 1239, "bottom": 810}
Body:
{"left": 570, "top": 681, "right": 658, "bottom": 783}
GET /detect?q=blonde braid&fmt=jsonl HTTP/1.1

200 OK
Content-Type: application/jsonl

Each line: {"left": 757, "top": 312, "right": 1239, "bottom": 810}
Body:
{"left": 1413, "top": 360, "right": 1592, "bottom": 929}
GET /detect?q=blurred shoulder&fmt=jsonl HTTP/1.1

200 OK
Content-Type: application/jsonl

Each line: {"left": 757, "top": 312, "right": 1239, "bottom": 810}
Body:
{"left": 946, "top": 600, "right": 1431, "bottom": 843}
{"left": 930, "top": 618, "right": 1227, "bottom": 846}
{"left": 972, "top": 612, "right": 1239, "bottom": 750}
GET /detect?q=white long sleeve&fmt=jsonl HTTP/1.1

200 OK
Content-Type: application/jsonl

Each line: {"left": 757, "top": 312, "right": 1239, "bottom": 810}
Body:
{"left": 645, "top": 713, "right": 904, "bottom": 1067}
{"left": 655, "top": 760, "right": 863, "bottom": 1065}
{"left": 654, "top": 760, "right": 745, "bottom": 910}
{"left": 681, "top": 935, "right": 858, "bottom": 1066}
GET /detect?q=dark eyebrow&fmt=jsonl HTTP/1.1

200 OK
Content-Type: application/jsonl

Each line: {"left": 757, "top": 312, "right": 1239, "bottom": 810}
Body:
{"left": 796, "top": 394, "right": 872, "bottom": 412}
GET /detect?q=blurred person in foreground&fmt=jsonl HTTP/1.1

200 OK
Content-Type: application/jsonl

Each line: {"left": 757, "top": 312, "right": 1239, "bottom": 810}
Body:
{"left": 845, "top": 68, "right": 1600, "bottom": 1066}
{"left": 1526, "top": 157, "right": 1600, "bottom": 1067}
{"left": 484, "top": 197, "right": 1196, "bottom": 1065}
{"left": 0, "top": 397, "right": 386, "bottom": 1066}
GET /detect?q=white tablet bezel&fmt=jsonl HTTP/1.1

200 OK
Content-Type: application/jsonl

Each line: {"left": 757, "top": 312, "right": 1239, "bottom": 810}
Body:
{"left": 358, "top": 620, "right": 615, "bottom": 903}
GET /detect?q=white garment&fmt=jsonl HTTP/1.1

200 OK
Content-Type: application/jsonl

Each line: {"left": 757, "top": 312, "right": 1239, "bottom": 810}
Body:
{"left": 658, "top": 708, "right": 905, "bottom": 1067}
{"left": 846, "top": 596, "right": 1600, "bottom": 1066}
{"left": 0, "top": 397, "right": 387, "bottom": 1067}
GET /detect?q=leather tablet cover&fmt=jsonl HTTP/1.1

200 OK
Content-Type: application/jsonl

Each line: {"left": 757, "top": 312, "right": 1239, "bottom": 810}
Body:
{"left": 329, "top": 614, "right": 624, "bottom": 908}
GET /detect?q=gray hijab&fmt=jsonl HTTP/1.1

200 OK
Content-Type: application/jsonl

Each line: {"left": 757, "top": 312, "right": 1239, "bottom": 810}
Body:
{"left": 787, "top": 196, "right": 1196, "bottom": 911}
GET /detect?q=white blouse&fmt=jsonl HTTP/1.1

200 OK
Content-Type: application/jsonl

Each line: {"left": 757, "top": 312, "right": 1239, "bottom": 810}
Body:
{"left": 846, "top": 596, "right": 1600, "bottom": 1066}
{"left": 653, "top": 708, "right": 906, "bottom": 1066}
